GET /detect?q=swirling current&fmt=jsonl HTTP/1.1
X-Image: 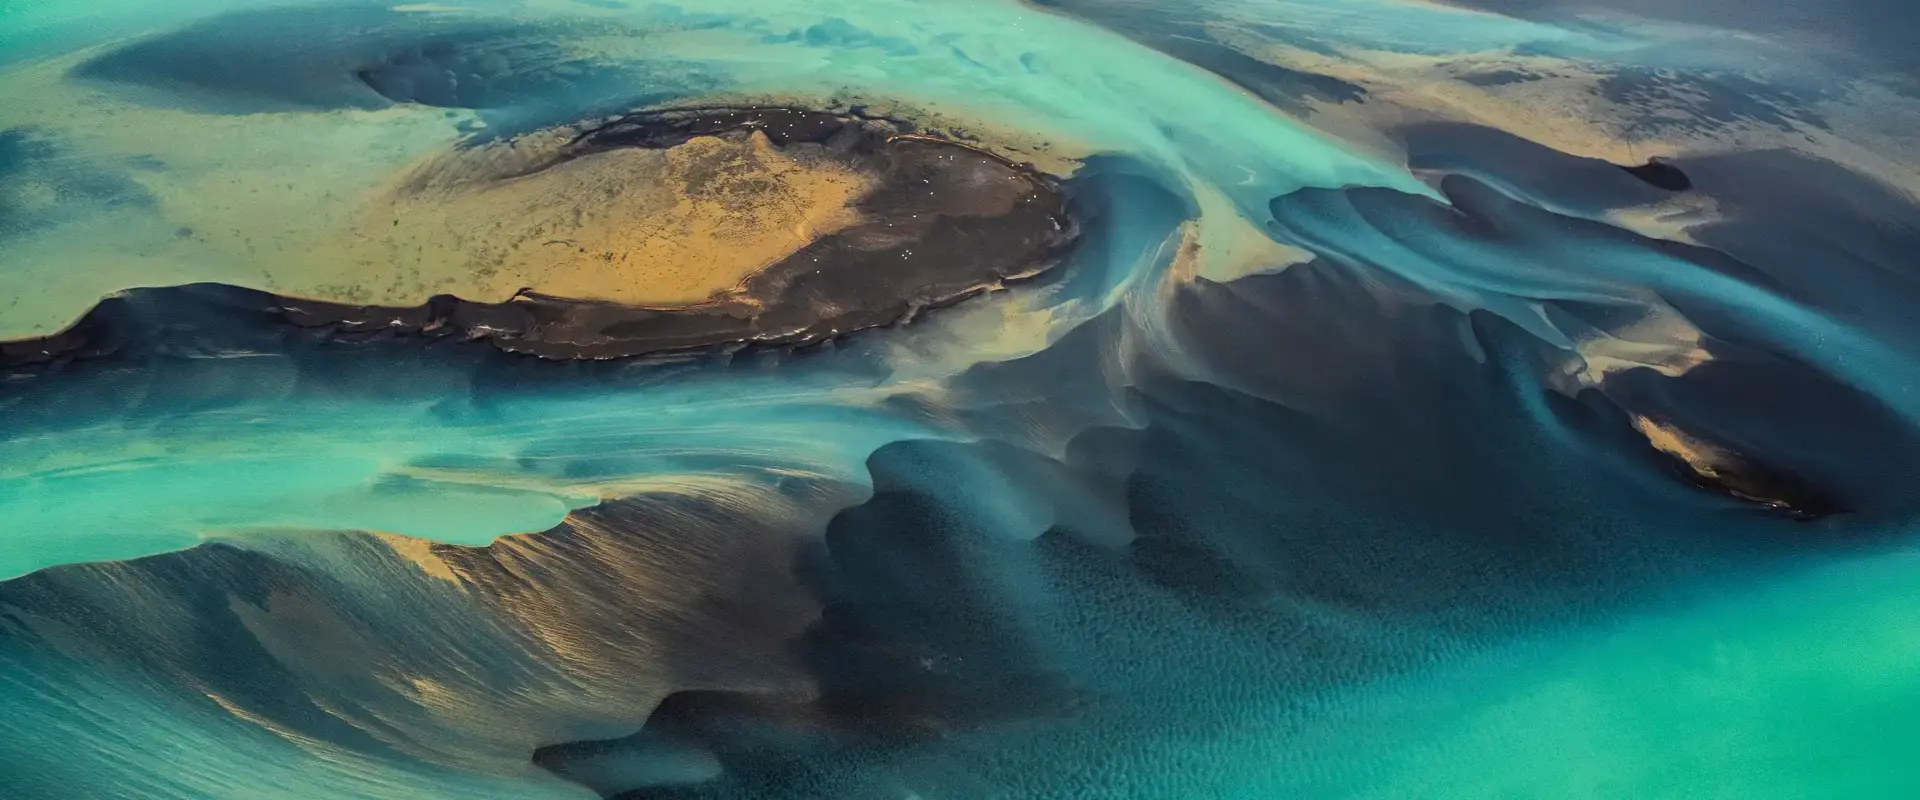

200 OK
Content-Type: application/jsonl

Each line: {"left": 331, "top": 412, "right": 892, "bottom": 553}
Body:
{"left": 3, "top": 1, "right": 1920, "bottom": 797}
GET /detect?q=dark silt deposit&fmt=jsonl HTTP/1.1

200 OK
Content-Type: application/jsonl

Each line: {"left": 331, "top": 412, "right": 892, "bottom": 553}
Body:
{"left": 3, "top": 109, "right": 1078, "bottom": 363}
{"left": 325, "top": 108, "right": 1074, "bottom": 360}
{"left": 1619, "top": 157, "right": 1692, "bottom": 191}
{"left": 286, "top": 111, "right": 1076, "bottom": 360}
{"left": 568, "top": 106, "right": 922, "bottom": 152}
{"left": 11, "top": 2, "right": 1920, "bottom": 799}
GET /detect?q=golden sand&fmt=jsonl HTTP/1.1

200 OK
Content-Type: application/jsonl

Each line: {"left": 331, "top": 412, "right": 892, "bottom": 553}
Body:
{"left": 1631, "top": 414, "right": 1730, "bottom": 483}
{"left": 0, "top": 50, "right": 877, "bottom": 336}
{"left": 333, "top": 130, "right": 873, "bottom": 308}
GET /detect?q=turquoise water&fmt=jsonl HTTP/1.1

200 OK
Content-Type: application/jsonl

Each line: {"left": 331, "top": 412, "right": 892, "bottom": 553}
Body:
{"left": 3, "top": 1, "right": 1919, "bottom": 797}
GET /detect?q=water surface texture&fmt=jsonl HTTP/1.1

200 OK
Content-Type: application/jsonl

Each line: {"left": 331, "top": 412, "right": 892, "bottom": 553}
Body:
{"left": 3, "top": 1, "right": 1920, "bottom": 797}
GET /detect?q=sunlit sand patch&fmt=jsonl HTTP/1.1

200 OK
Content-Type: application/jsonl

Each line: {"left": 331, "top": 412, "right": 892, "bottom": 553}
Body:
{"left": 201, "top": 480, "right": 839, "bottom": 777}
{"left": 1195, "top": 25, "right": 1920, "bottom": 193}
{"left": 1631, "top": 414, "right": 1726, "bottom": 477}
{"left": 1249, "top": 46, "right": 1698, "bottom": 164}
{"left": 1568, "top": 303, "right": 1713, "bottom": 389}
{"left": 1628, "top": 414, "right": 1821, "bottom": 513}
{"left": 1603, "top": 192, "right": 1719, "bottom": 246}
{"left": 1180, "top": 185, "right": 1316, "bottom": 283}
{"left": 0, "top": 43, "right": 1052, "bottom": 340}
{"left": 375, "top": 531, "right": 465, "bottom": 584}
{"left": 339, "top": 129, "right": 871, "bottom": 307}
{"left": 0, "top": 51, "right": 464, "bottom": 339}
{"left": 220, "top": 549, "right": 686, "bottom": 773}
{"left": 201, "top": 690, "right": 343, "bottom": 753}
